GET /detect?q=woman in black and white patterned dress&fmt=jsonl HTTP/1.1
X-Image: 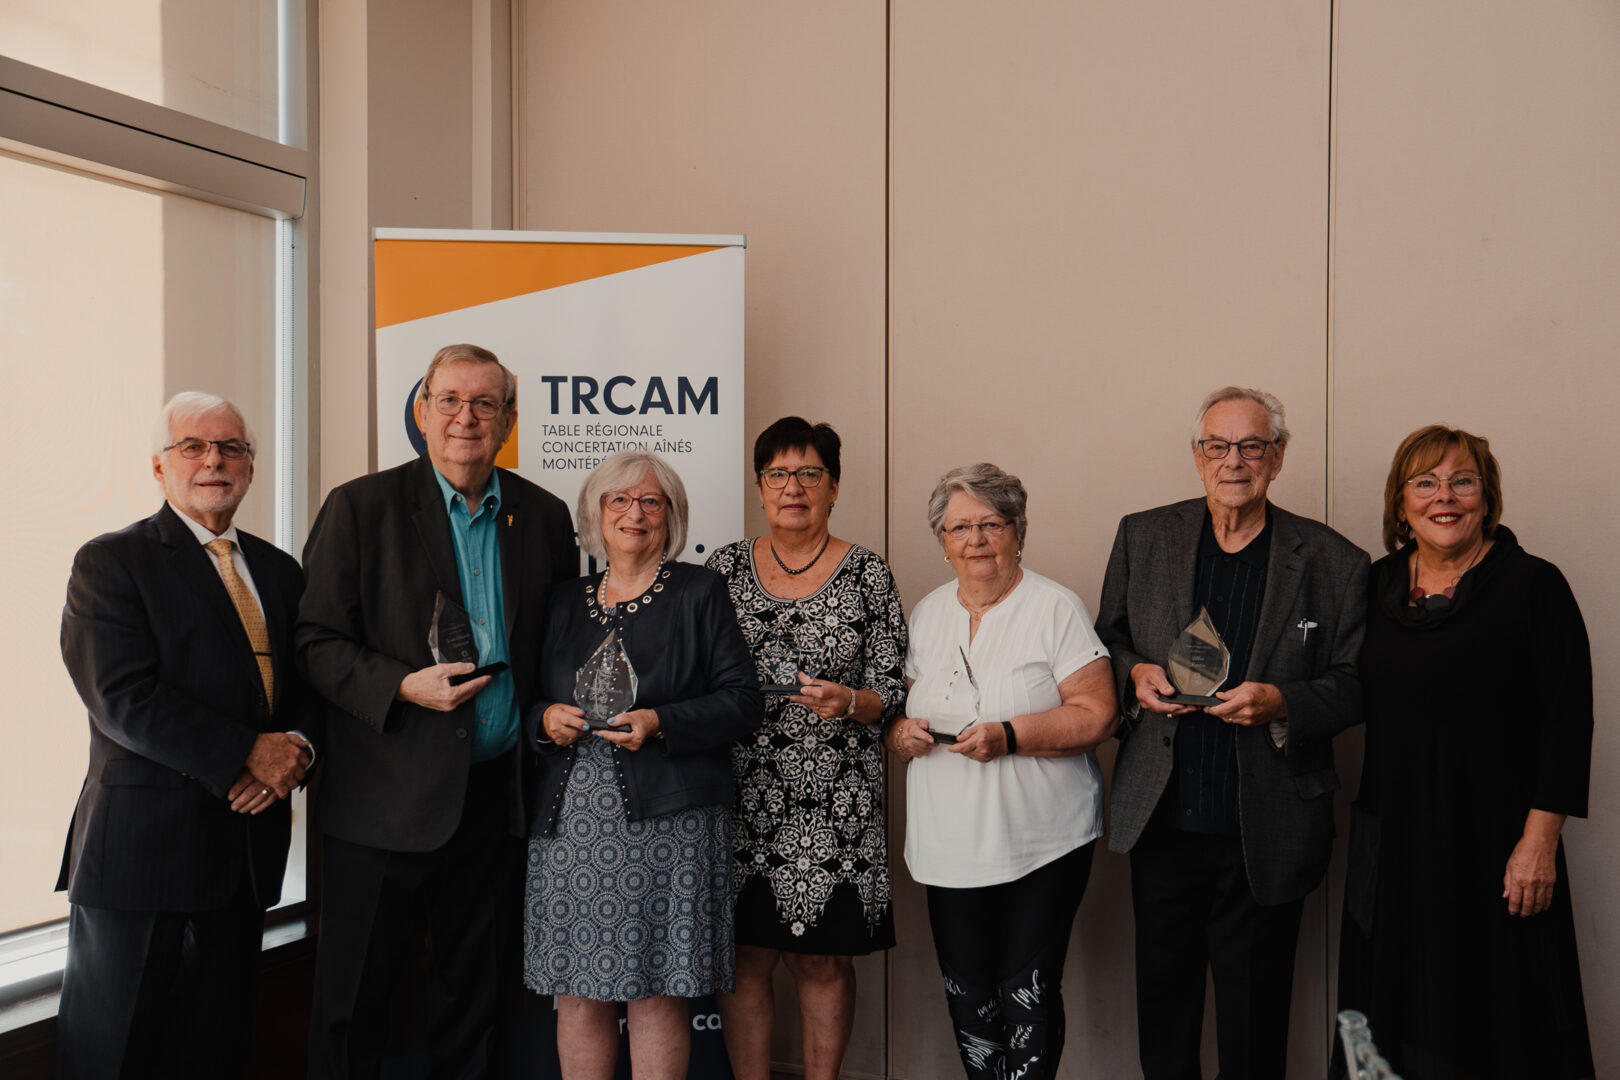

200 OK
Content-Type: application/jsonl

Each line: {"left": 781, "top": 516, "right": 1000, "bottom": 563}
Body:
{"left": 525, "top": 451, "right": 762, "bottom": 1080}
{"left": 707, "top": 418, "right": 907, "bottom": 1080}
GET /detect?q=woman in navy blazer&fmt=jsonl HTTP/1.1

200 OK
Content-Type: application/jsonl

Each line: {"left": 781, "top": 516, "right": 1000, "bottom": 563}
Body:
{"left": 525, "top": 450, "right": 762, "bottom": 1080}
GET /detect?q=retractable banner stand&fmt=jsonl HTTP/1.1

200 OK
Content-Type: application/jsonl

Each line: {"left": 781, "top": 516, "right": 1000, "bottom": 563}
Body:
{"left": 373, "top": 229, "right": 744, "bottom": 1080}
{"left": 374, "top": 228, "right": 746, "bottom": 567}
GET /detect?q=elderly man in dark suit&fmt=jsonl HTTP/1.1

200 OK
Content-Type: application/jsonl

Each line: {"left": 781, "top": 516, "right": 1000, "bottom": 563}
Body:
{"left": 299, "top": 343, "right": 577, "bottom": 1079}
{"left": 57, "top": 392, "right": 314, "bottom": 1079}
{"left": 1097, "top": 386, "right": 1369, "bottom": 1080}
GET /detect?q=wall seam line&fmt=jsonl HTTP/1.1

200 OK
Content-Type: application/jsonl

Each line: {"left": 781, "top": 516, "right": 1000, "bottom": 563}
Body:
{"left": 882, "top": 1, "right": 895, "bottom": 1076}
{"left": 1323, "top": 0, "right": 1342, "bottom": 1067}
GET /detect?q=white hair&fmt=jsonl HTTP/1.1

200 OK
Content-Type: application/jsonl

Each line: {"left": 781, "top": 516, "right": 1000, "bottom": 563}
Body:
{"left": 1191, "top": 386, "right": 1290, "bottom": 447}
{"left": 926, "top": 462, "right": 1029, "bottom": 548}
{"left": 152, "top": 392, "right": 256, "bottom": 456}
{"left": 575, "top": 451, "right": 689, "bottom": 562}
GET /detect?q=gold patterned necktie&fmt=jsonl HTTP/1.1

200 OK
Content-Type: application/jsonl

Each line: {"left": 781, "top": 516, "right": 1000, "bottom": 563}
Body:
{"left": 206, "top": 537, "right": 275, "bottom": 709}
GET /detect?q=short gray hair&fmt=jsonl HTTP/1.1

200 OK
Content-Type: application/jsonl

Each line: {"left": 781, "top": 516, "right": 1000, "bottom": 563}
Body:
{"left": 152, "top": 391, "right": 256, "bottom": 456}
{"left": 1191, "top": 386, "right": 1290, "bottom": 447}
{"left": 576, "top": 451, "right": 690, "bottom": 562}
{"left": 417, "top": 344, "right": 518, "bottom": 411}
{"left": 926, "top": 463, "right": 1029, "bottom": 548}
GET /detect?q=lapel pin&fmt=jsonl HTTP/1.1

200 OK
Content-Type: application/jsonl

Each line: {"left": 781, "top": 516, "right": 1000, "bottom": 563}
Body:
{"left": 507, "top": 514, "right": 513, "bottom": 526}
{"left": 1297, "top": 618, "right": 1318, "bottom": 642}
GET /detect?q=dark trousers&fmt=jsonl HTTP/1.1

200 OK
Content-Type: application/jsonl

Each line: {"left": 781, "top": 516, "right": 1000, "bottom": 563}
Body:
{"left": 308, "top": 756, "right": 520, "bottom": 1080}
{"left": 1130, "top": 821, "right": 1305, "bottom": 1080}
{"left": 56, "top": 885, "right": 265, "bottom": 1080}
{"left": 925, "top": 842, "right": 1095, "bottom": 1080}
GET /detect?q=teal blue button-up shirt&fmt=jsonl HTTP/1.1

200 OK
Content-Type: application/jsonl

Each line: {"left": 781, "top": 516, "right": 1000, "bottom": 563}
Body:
{"left": 432, "top": 467, "right": 516, "bottom": 762}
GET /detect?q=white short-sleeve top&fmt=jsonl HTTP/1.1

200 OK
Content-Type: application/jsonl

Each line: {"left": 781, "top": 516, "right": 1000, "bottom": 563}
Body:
{"left": 902, "top": 569, "right": 1110, "bottom": 888}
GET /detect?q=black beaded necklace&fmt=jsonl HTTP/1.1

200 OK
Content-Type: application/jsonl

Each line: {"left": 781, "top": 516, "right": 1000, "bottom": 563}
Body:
{"left": 770, "top": 534, "right": 830, "bottom": 576}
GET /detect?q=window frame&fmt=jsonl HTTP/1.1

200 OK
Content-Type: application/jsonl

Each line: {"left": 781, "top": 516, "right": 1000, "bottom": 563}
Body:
{"left": 0, "top": 0, "right": 318, "bottom": 1034}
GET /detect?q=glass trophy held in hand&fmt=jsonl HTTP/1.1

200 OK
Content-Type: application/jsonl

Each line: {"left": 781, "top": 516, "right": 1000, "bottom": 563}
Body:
{"left": 928, "top": 645, "right": 982, "bottom": 745}
{"left": 1162, "top": 607, "right": 1231, "bottom": 707}
{"left": 430, "top": 591, "right": 509, "bottom": 686}
{"left": 574, "top": 627, "right": 638, "bottom": 733}
{"left": 760, "top": 628, "right": 809, "bottom": 696}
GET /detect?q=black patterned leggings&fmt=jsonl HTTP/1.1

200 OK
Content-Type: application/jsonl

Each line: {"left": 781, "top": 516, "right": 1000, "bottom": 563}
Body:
{"left": 924, "top": 842, "right": 1094, "bottom": 1080}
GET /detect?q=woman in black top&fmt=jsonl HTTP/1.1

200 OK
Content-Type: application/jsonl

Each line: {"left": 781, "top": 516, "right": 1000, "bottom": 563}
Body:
{"left": 1338, "top": 425, "right": 1593, "bottom": 1079}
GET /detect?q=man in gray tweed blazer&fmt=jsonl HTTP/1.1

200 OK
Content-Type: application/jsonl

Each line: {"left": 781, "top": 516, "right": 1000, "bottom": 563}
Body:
{"left": 1096, "top": 386, "right": 1368, "bottom": 1080}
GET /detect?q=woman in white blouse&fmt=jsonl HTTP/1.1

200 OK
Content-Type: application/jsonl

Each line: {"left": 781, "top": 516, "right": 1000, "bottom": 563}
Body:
{"left": 886, "top": 462, "right": 1117, "bottom": 1080}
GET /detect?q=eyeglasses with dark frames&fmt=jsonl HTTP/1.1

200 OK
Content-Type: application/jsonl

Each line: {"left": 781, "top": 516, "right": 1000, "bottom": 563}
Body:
{"left": 760, "top": 467, "right": 827, "bottom": 489}
{"left": 1196, "top": 438, "right": 1277, "bottom": 461}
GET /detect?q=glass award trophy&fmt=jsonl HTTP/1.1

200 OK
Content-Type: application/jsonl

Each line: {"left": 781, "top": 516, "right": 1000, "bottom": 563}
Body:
{"left": 429, "top": 591, "right": 478, "bottom": 665}
{"left": 574, "top": 627, "right": 637, "bottom": 732}
{"left": 1162, "top": 607, "right": 1231, "bottom": 707}
{"left": 760, "top": 631, "right": 805, "bottom": 696}
{"left": 930, "top": 646, "right": 981, "bottom": 745}
{"left": 431, "top": 590, "right": 508, "bottom": 685}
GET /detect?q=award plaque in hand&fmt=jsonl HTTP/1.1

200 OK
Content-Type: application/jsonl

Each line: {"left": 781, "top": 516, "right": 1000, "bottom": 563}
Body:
{"left": 575, "top": 628, "right": 638, "bottom": 732}
{"left": 1162, "top": 607, "right": 1231, "bottom": 707}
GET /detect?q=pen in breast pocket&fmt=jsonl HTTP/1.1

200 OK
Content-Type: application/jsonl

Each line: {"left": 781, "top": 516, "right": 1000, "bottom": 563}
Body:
{"left": 1297, "top": 618, "right": 1318, "bottom": 642}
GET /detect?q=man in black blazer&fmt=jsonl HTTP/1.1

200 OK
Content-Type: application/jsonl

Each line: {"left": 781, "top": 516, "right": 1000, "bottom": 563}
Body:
{"left": 299, "top": 343, "right": 577, "bottom": 1078}
{"left": 1097, "top": 387, "right": 1369, "bottom": 1080}
{"left": 57, "top": 392, "right": 315, "bottom": 1079}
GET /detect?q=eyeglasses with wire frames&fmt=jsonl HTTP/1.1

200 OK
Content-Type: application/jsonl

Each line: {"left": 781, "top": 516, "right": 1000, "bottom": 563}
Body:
{"left": 1405, "top": 473, "right": 1482, "bottom": 499}
{"left": 1195, "top": 438, "right": 1277, "bottom": 460}
{"left": 760, "top": 466, "right": 828, "bottom": 489}
{"left": 602, "top": 491, "right": 667, "bottom": 515}
{"left": 943, "top": 520, "right": 1010, "bottom": 542}
{"left": 162, "top": 438, "right": 253, "bottom": 460}
{"left": 424, "top": 392, "right": 506, "bottom": 420}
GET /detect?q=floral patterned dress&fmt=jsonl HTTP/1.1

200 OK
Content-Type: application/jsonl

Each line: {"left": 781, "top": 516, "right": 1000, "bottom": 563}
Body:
{"left": 706, "top": 541, "right": 907, "bottom": 953}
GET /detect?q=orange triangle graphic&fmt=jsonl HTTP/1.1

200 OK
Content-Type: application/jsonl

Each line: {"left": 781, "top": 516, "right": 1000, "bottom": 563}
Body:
{"left": 375, "top": 240, "right": 722, "bottom": 328}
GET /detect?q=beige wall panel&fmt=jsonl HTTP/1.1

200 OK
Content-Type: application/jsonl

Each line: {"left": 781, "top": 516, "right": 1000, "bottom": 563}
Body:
{"left": 368, "top": 0, "right": 475, "bottom": 229}
{"left": 517, "top": 3, "right": 888, "bottom": 1072}
{"left": 889, "top": 1, "right": 1332, "bottom": 1076}
{"left": 1330, "top": 1, "right": 1620, "bottom": 1073}
{"left": 317, "top": 0, "right": 372, "bottom": 498}
{"left": 516, "top": 2, "right": 889, "bottom": 560}
{"left": 322, "top": 0, "right": 512, "bottom": 497}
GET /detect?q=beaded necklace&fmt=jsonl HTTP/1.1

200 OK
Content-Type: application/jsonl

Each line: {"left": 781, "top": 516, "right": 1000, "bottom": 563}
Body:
{"left": 771, "top": 533, "right": 831, "bottom": 575}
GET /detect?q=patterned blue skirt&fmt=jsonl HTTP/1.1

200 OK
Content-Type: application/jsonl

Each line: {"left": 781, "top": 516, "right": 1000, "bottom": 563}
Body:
{"left": 523, "top": 737, "right": 735, "bottom": 1001}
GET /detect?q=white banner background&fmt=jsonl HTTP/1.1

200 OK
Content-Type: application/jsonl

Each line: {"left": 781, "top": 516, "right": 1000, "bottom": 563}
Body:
{"left": 375, "top": 232, "right": 746, "bottom": 566}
